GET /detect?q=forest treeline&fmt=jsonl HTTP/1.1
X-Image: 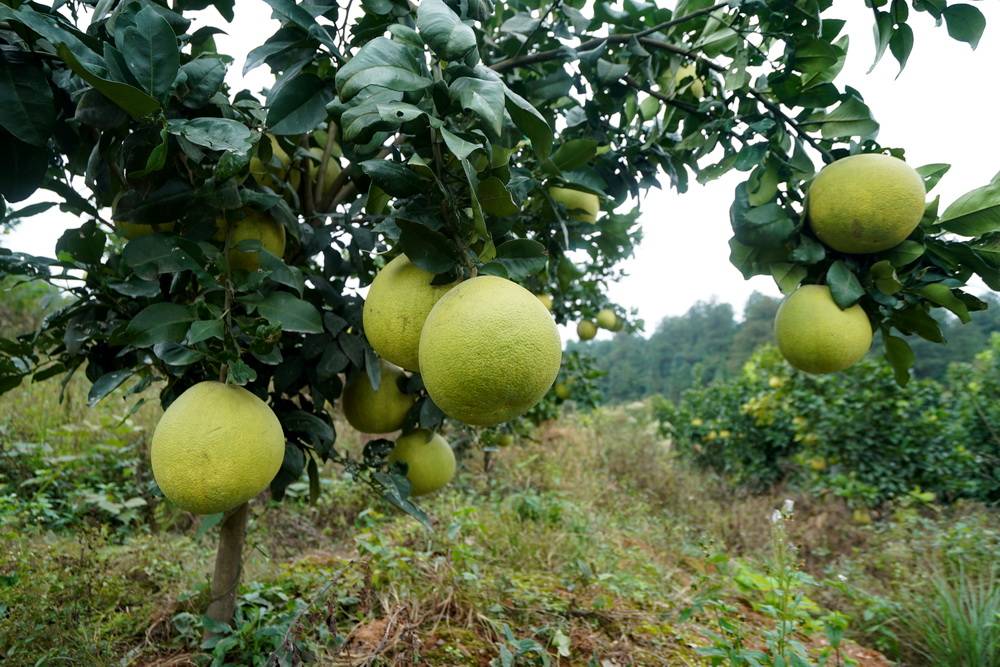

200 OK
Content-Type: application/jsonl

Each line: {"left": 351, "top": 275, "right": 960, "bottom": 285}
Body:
{"left": 573, "top": 291, "right": 1000, "bottom": 403}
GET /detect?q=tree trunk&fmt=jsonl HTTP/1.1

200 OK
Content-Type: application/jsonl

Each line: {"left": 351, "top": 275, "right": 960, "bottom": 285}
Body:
{"left": 205, "top": 502, "right": 249, "bottom": 630}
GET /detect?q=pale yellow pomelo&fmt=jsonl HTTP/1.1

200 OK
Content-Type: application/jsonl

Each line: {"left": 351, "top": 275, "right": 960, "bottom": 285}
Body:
{"left": 807, "top": 153, "right": 925, "bottom": 254}
{"left": 577, "top": 319, "right": 597, "bottom": 340}
{"left": 363, "top": 254, "right": 457, "bottom": 371}
{"left": 549, "top": 186, "right": 600, "bottom": 223}
{"left": 341, "top": 361, "right": 415, "bottom": 433}
{"left": 388, "top": 429, "right": 455, "bottom": 496}
{"left": 497, "top": 433, "right": 515, "bottom": 447}
{"left": 250, "top": 134, "right": 301, "bottom": 193}
{"left": 116, "top": 220, "right": 176, "bottom": 240}
{"left": 536, "top": 293, "right": 554, "bottom": 311}
{"left": 219, "top": 210, "right": 286, "bottom": 271}
{"left": 774, "top": 285, "right": 872, "bottom": 374}
{"left": 554, "top": 383, "right": 571, "bottom": 400}
{"left": 674, "top": 62, "right": 705, "bottom": 98}
{"left": 418, "top": 276, "right": 562, "bottom": 426}
{"left": 307, "top": 147, "right": 342, "bottom": 201}
{"left": 150, "top": 381, "right": 284, "bottom": 514}
{"left": 111, "top": 192, "right": 175, "bottom": 239}
{"left": 596, "top": 309, "right": 617, "bottom": 330}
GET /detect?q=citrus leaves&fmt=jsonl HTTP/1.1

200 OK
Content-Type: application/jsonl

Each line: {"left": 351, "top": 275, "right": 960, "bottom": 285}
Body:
{"left": 120, "top": 6, "right": 179, "bottom": 100}
{"left": 335, "top": 38, "right": 430, "bottom": 102}
{"left": 0, "top": 57, "right": 55, "bottom": 147}
{"left": 942, "top": 4, "right": 987, "bottom": 49}
{"left": 417, "top": 0, "right": 479, "bottom": 64}
{"left": 266, "top": 74, "right": 335, "bottom": 135}
{"left": 937, "top": 178, "right": 1000, "bottom": 237}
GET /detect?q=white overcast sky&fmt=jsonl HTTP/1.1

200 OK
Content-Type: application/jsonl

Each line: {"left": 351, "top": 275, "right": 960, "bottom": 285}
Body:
{"left": 4, "top": 1, "right": 999, "bottom": 337}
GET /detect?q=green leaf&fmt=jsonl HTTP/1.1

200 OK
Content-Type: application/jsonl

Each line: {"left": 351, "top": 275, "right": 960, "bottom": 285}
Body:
{"left": 883, "top": 334, "right": 914, "bottom": 386}
{"left": 937, "top": 180, "right": 1000, "bottom": 236}
{"left": 770, "top": 263, "right": 806, "bottom": 294}
{"left": 57, "top": 45, "right": 160, "bottom": 119}
{"left": 120, "top": 5, "right": 180, "bottom": 99}
{"left": 918, "top": 283, "right": 971, "bottom": 323}
{"left": 826, "top": 261, "right": 864, "bottom": 307}
{"left": 450, "top": 77, "right": 504, "bottom": 138}
{"left": 360, "top": 160, "right": 425, "bottom": 197}
{"left": 478, "top": 177, "right": 518, "bottom": 217}
{"left": 267, "top": 73, "right": 334, "bottom": 135}
{"left": 417, "top": 0, "right": 479, "bottom": 63}
{"left": 891, "top": 305, "right": 945, "bottom": 342}
{"left": 335, "top": 37, "right": 431, "bottom": 102}
{"left": 869, "top": 10, "right": 893, "bottom": 72}
{"left": 179, "top": 56, "right": 227, "bottom": 108}
{"left": 397, "top": 221, "right": 459, "bottom": 273}
{"left": 942, "top": 3, "right": 986, "bottom": 49}
{"left": 504, "top": 87, "right": 552, "bottom": 158}
{"left": 493, "top": 239, "right": 547, "bottom": 279}
{"left": 126, "top": 303, "right": 195, "bottom": 347}
{"left": 869, "top": 260, "right": 903, "bottom": 294}
{"left": 916, "top": 163, "right": 950, "bottom": 192}
{"left": 167, "top": 118, "right": 253, "bottom": 153}
{"left": 153, "top": 342, "right": 204, "bottom": 366}
{"left": 186, "top": 320, "right": 224, "bottom": 344}
{"left": 729, "top": 184, "right": 796, "bottom": 248}
{"left": 260, "top": 0, "right": 342, "bottom": 56}
{"left": 889, "top": 23, "right": 914, "bottom": 75}
{"left": 550, "top": 139, "right": 598, "bottom": 173}
{"left": 0, "top": 128, "right": 49, "bottom": 203}
{"left": 0, "top": 4, "right": 104, "bottom": 71}
{"left": 440, "top": 127, "right": 481, "bottom": 160}
{"left": 88, "top": 369, "right": 133, "bottom": 406}
{"left": 248, "top": 292, "right": 323, "bottom": 334}
{"left": 0, "top": 58, "right": 55, "bottom": 147}
{"left": 801, "top": 97, "right": 879, "bottom": 139}
{"left": 886, "top": 240, "right": 924, "bottom": 267}
{"left": 55, "top": 221, "right": 106, "bottom": 264}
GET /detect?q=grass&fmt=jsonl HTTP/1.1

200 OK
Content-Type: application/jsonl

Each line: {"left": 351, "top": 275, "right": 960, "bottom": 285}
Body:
{"left": 1, "top": 381, "right": 999, "bottom": 665}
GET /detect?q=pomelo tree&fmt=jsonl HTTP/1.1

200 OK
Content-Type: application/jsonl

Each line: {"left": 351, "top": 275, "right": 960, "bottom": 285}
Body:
{"left": 1, "top": 0, "right": 998, "bottom": 628}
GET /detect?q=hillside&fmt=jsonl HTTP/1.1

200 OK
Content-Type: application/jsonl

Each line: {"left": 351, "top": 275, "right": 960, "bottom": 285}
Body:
{"left": 574, "top": 292, "right": 1000, "bottom": 403}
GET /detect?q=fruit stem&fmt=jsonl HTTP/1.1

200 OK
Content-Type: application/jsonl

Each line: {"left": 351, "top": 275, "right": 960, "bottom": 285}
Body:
{"left": 205, "top": 502, "right": 249, "bottom": 633}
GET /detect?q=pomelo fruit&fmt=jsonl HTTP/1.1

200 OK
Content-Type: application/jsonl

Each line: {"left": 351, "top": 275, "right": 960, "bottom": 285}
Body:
{"left": 218, "top": 210, "right": 286, "bottom": 271}
{"left": 577, "top": 319, "right": 597, "bottom": 340}
{"left": 150, "top": 381, "right": 284, "bottom": 514}
{"left": 388, "top": 429, "right": 455, "bottom": 496}
{"left": 418, "top": 276, "right": 562, "bottom": 426}
{"left": 341, "top": 361, "right": 415, "bottom": 433}
{"left": 774, "top": 285, "right": 872, "bottom": 374}
{"left": 536, "top": 293, "right": 554, "bottom": 311}
{"left": 596, "top": 309, "right": 617, "bottom": 330}
{"left": 363, "top": 254, "right": 457, "bottom": 371}
{"left": 250, "top": 134, "right": 301, "bottom": 193}
{"left": 807, "top": 153, "right": 925, "bottom": 254}
{"left": 549, "top": 186, "right": 600, "bottom": 223}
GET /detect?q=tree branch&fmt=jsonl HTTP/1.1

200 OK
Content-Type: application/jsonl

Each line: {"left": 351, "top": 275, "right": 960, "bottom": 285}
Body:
{"left": 490, "top": 0, "right": 729, "bottom": 72}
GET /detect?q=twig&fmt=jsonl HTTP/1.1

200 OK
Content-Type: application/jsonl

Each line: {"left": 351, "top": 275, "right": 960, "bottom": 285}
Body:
{"left": 509, "top": 0, "right": 563, "bottom": 60}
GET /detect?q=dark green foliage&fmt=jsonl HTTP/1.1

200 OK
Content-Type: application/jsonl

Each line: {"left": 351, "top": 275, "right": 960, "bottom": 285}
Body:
{"left": 656, "top": 345, "right": 1000, "bottom": 506}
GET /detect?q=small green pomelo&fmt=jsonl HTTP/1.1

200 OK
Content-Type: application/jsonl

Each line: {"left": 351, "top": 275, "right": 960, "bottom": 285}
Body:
{"left": 150, "top": 382, "right": 284, "bottom": 514}
{"left": 774, "top": 285, "right": 872, "bottom": 374}
{"left": 549, "top": 186, "right": 600, "bottom": 223}
{"left": 363, "top": 254, "right": 457, "bottom": 372}
{"left": 577, "top": 320, "right": 597, "bottom": 340}
{"left": 388, "top": 429, "right": 456, "bottom": 496}
{"left": 418, "top": 276, "right": 562, "bottom": 426}
{"left": 342, "top": 362, "right": 415, "bottom": 433}
{"left": 807, "top": 153, "right": 926, "bottom": 254}
{"left": 596, "top": 309, "right": 617, "bottom": 330}
{"left": 250, "top": 134, "right": 301, "bottom": 193}
{"left": 497, "top": 433, "right": 515, "bottom": 447}
{"left": 536, "top": 293, "right": 554, "bottom": 311}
